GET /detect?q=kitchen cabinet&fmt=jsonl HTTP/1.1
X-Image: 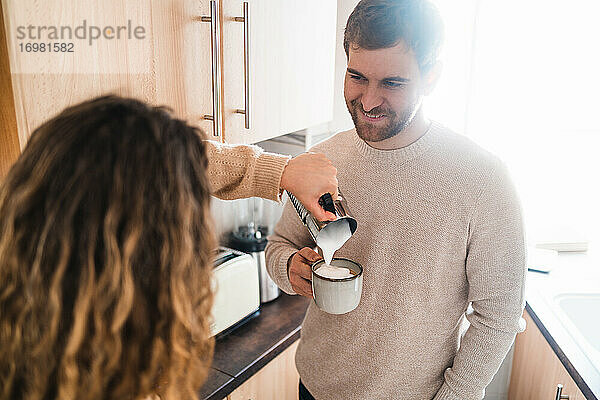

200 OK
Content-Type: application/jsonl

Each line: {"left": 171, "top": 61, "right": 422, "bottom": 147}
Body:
{"left": 508, "top": 310, "right": 586, "bottom": 400}
{"left": 0, "top": 0, "right": 19, "bottom": 178}
{"left": 0, "top": 0, "right": 336, "bottom": 174}
{"left": 221, "top": 0, "right": 336, "bottom": 144}
{"left": 0, "top": 0, "right": 214, "bottom": 152}
{"left": 227, "top": 340, "right": 299, "bottom": 400}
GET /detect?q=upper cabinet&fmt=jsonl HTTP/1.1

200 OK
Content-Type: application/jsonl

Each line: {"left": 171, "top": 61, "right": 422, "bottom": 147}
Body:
{"left": 221, "top": 0, "right": 336, "bottom": 144}
{"left": 1, "top": 0, "right": 215, "bottom": 148}
{"left": 0, "top": 0, "right": 337, "bottom": 158}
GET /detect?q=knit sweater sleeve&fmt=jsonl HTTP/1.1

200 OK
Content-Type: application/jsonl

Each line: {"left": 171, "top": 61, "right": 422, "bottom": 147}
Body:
{"left": 433, "top": 162, "right": 527, "bottom": 400}
{"left": 205, "top": 140, "right": 291, "bottom": 201}
{"left": 265, "top": 196, "right": 316, "bottom": 295}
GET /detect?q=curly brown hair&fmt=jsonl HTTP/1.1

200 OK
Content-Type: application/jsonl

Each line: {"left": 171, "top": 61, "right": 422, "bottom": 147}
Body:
{"left": 0, "top": 95, "right": 216, "bottom": 400}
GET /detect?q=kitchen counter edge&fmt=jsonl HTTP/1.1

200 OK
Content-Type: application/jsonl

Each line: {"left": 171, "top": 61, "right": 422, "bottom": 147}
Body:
{"left": 526, "top": 294, "right": 599, "bottom": 399}
{"left": 199, "top": 293, "right": 309, "bottom": 400}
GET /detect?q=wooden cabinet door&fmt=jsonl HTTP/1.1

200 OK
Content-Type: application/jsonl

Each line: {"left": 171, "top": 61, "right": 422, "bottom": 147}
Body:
{"left": 229, "top": 340, "right": 300, "bottom": 400}
{"left": 508, "top": 310, "right": 586, "bottom": 400}
{"left": 1, "top": 0, "right": 216, "bottom": 148}
{"left": 148, "top": 0, "right": 217, "bottom": 139}
{"left": 221, "top": 0, "right": 336, "bottom": 144}
{"left": 0, "top": 0, "right": 20, "bottom": 177}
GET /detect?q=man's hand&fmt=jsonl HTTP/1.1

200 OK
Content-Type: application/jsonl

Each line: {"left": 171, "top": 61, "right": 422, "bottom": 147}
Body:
{"left": 288, "top": 247, "right": 323, "bottom": 298}
{"left": 280, "top": 152, "right": 338, "bottom": 221}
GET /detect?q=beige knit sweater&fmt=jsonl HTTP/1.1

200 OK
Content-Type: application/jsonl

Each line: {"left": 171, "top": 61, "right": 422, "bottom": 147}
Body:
{"left": 265, "top": 122, "right": 527, "bottom": 400}
{"left": 206, "top": 140, "right": 290, "bottom": 201}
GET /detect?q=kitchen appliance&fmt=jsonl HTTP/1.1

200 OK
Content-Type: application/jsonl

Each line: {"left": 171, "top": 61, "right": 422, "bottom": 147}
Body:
{"left": 229, "top": 228, "right": 280, "bottom": 303}
{"left": 229, "top": 197, "right": 280, "bottom": 303}
{"left": 210, "top": 247, "right": 260, "bottom": 337}
{"left": 287, "top": 191, "right": 357, "bottom": 243}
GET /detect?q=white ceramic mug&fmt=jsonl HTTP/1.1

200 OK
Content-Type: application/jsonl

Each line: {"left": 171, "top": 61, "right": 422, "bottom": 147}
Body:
{"left": 311, "top": 258, "right": 363, "bottom": 314}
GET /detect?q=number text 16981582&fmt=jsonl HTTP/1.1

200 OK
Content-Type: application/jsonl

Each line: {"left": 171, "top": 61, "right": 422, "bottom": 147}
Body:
{"left": 19, "top": 42, "right": 74, "bottom": 53}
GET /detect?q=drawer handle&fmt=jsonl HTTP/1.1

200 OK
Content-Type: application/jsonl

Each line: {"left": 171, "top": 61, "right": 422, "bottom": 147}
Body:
{"left": 234, "top": 1, "right": 251, "bottom": 129}
{"left": 555, "top": 384, "right": 570, "bottom": 400}
{"left": 201, "top": 1, "right": 223, "bottom": 137}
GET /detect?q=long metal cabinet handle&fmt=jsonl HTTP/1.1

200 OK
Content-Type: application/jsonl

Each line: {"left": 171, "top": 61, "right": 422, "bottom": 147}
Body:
{"left": 555, "top": 384, "right": 570, "bottom": 400}
{"left": 201, "top": 1, "right": 223, "bottom": 137}
{"left": 234, "top": 2, "right": 250, "bottom": 129}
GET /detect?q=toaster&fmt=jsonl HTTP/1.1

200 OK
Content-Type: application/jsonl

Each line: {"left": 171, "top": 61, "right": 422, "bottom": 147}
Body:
{"left": 210, "top": 247, "right": 260, "bottom": 337}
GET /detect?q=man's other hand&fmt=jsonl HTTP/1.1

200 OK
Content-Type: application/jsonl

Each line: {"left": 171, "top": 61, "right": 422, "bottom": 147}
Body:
{"left": 288, "top": 247, "right": 322, "bottom": 297}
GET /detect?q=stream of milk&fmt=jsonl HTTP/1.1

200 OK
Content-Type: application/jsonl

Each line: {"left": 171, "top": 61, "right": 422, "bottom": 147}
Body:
{"left": 315, "top": 219, "right": 353, "bottom": 278}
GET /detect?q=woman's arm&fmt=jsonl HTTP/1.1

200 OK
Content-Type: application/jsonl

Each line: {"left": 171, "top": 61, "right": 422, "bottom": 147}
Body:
{"left": 206, "top": 140, "right": 337, "bottom": 221}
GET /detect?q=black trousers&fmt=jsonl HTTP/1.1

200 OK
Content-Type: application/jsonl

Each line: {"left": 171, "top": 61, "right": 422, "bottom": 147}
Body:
{"left": 299, "top": 380, "right": 316, "bottom": 400}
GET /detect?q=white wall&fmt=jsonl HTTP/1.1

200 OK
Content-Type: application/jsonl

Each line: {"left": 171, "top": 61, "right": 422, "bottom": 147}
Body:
{"left": 327, "top": 0, "right": 360, "bottom": 135}
{"left": 484, "top": 345, "right": 514, "bottom": 400}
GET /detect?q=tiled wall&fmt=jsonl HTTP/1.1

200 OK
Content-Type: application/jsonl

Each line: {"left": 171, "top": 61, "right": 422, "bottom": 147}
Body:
{"left": 210, "top": 137, "right": 305, "bottom": 246}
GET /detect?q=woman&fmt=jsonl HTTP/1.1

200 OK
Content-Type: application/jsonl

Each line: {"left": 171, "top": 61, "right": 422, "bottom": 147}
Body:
{"left": 0, "top": 95, "right": 332, "bottom": 400}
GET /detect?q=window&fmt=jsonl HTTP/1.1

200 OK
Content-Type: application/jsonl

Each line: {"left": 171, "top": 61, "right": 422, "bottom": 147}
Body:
{"left": 427, "top": 0, "right": 600, "bottom": 249}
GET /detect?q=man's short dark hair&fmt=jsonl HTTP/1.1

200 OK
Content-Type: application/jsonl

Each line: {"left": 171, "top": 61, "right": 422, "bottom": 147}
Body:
{"left": 344, "top": 0, "right": 444, "bottom": 71}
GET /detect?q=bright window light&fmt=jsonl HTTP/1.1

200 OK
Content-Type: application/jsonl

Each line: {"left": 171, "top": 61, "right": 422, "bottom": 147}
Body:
{"left": 427, "top": 0, "right": 600, "bottom": 250}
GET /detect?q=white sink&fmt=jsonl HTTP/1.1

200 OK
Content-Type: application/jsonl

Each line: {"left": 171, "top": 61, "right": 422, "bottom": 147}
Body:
{"left": 527, "top": 252, "right": 600, "bottom": 376}
{"left": 556, "top": 294, "right": 600, "bottom": 352}
{"left": 554, "top": 293, "right": 600, "bottom": 369}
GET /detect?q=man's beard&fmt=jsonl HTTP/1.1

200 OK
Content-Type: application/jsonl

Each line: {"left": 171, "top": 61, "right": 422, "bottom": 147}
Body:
{"left": 346, "top": 99, "right": 420, "bottom": 143}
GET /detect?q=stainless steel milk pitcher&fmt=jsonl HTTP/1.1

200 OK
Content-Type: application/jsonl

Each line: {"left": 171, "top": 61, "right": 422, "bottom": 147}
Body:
{"left": 287, "top": 191, "right": 357, "bottom": 243}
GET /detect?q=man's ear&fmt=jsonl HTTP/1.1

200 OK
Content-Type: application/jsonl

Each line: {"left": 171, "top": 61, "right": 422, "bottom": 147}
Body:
{"left": 422, "top": 60, "right": 443, "bottom": 96}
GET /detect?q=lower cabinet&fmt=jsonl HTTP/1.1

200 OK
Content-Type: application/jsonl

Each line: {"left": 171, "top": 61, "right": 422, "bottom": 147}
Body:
{"left": 226, "top": 340, "right": 300, "bottom": 400}
{"left": 508, "top": 310, "right": 586, "bottom": 399}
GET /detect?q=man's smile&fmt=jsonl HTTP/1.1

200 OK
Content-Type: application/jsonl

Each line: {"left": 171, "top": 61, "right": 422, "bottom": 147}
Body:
{"left": 360, "top": 109, "right": 387, "bottom": 122}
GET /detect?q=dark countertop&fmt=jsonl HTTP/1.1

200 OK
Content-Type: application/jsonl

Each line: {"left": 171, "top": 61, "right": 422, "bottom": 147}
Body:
{"left": 525, "top": 252, "right": 600, "bottom": 400}
{"left": 199, "top": 293, "right": 310, "bottom": 400}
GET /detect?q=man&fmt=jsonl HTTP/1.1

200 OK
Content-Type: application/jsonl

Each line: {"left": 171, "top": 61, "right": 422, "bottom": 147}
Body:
{"left": 265, "top": 0, "right": 526, "bottom": 399}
